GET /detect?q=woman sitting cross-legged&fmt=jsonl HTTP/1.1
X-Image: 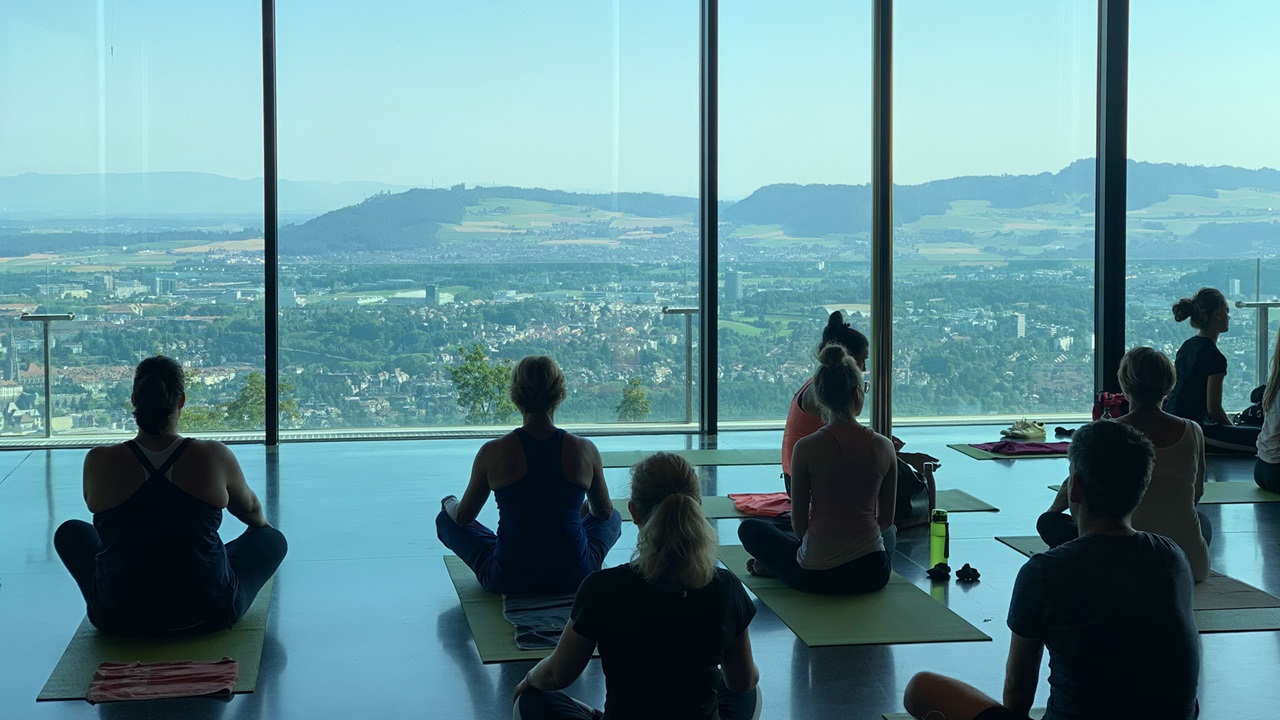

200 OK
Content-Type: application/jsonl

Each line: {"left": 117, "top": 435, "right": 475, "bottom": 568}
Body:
{"left": 54, "top": 355, "right": 287, "bottom": 636}
{"left": 437, "top": 355, "right": 621, "bottom": 595}
{"left": 1038, "top": 346, "right": 1212, "bottom": 582}
{"left": 741, "top": 342, "right": 898, "bottom": 594}
{"left": 513, "top": 452, "right": 761, "bottom": 720}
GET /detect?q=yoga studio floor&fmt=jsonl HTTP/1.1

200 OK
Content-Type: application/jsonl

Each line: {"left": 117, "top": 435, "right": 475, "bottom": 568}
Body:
{"left": 2, "top": 426, "right": 1275, "bottom": 719}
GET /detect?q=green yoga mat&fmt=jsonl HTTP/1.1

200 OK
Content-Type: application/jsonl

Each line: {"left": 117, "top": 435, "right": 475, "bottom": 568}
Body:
{"left": 995, "top": 536, "right": 1280, "bottom": 630}
{"left": 616, "top": 489, "right": 997, "bottom": 522}
{"left": 38, "top": 578, "right": 274, "bottom": 701}
{"left": 1049, "top": 481, "right": 1280, "bottom": 505}
{"left": 884, "top": 711, "right": 1045, "bottom": 720}
{"left": 600, "top": 448, "right": 780, "bottom": 469}
{"left": 445, "top": 556, "right": 557, "bottom": 663}
{"left": 718, "top": 545, "right": 990, "bottom": 647}
{"left": 948, "top": 443, "right": 1068, "bottom": 460}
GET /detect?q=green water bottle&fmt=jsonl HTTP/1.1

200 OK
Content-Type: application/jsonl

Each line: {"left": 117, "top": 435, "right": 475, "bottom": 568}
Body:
{"left": 929, "top": 509, "right": 950, "bottom": 568}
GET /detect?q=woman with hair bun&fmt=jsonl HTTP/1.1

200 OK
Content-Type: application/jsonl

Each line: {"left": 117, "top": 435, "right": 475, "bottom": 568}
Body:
{"left": 513, "top": 452, "right": 760, "bottom": 720}
{"left": 782, "top": 311, "right": 933, "bottom": 526}
{"left": 438, "top": 355, "right": 621, "bottom": 595}
{"left": 54, "top": 356, "right": 287, "bottom": 635}
{"left": 741, "top": 343, "right": 898, "bottom": 594}
{"left": 1166, "top": 287, "right": 1260, "bottom": 454}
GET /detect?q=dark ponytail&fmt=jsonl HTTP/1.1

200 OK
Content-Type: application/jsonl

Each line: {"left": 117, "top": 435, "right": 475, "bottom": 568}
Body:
{"left": 132, "top": 356, "right": 184, "bottom": 434}
{"left": 819, "top": 311, "right": 868, "bottom": 359}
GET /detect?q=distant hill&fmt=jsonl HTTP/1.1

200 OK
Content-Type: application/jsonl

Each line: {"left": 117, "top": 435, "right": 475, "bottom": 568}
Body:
{"left": 724, "top": 160, "right": 1280, "bottom": 238}
{"left": 278, "top": 185, "right": 706, "bottom": 256}
{"left": 0, "top": 172, "right": 409, "bottom": 220}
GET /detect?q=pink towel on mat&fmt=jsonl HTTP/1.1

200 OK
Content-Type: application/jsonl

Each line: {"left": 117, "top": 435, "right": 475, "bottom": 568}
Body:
{"left": 728, "top": 492, "right": 793, "bottom": 517}
{"left": 86, "top": 658, "right": 239, "bottom": 703}
{"left": 972, "top": 441, "right": 1069, "bottom": 456}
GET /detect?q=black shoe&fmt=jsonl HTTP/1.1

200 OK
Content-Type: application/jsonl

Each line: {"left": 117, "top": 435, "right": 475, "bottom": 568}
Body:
{"left": 926, "top": 563, "right": 951, "bottom": 581}
{"left": 956, "top": 563, "right": 981, "bottom": 582}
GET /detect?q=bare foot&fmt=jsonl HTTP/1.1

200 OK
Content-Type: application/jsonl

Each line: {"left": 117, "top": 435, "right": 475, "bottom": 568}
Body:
{"left": 746, "top": 558, "right": 777, "bottom": 578}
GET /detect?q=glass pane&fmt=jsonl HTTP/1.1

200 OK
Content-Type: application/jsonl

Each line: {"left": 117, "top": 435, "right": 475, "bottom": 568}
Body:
{"left": 277, "top": 1, "right": 698, "bottom": 433}
{"left": 718, "top": 0, "right": 874, "bottom": 423}
{"left": 893, "top": 1, "right": 1097, "bottom": 421}
{"left": 0, "top": 2, "right": 265, "bottom": 438}
{"left": 1127, "top": 1, "right": 1280, "bottom": 408}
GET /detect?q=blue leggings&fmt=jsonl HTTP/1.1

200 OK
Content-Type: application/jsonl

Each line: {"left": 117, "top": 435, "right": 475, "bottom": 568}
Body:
{"left": 436, "top": 508, "right": 621, "bottom": 595}
{"left": 1257, "top": 458, "right": 1280, "bottom": 493}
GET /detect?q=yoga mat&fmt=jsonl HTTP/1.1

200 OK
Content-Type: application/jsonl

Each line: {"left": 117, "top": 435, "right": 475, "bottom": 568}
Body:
{"left": 948, "top": 443, "right": 1068, "bottom": 461}
{"left": 445, "top": 556, "right": 557, "bottom": 663}
{"left": 718, "top": 545, "right": 990, "bottom": 647}
{"left": 616, "top": 489, "right": 997, "bottom": 522}
{"left": 1049, "top": 482, "right": 1280, "bottom": 505}
{"left": 995, "top": 536, "right": 1280, "bottom": 613}
{"left": 885, "top": 707, "right": 1044, "bottom": 712}
{"left": 38, "top": 578, "right": 274, "bottom": 702}
{"left": 600, "top": 448, "right": 779, "bottom": 469}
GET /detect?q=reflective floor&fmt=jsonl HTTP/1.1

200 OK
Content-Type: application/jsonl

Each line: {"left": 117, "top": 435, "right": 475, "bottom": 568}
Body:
{"left": 1, "top": 427, "right": 1274, "bottom": 719}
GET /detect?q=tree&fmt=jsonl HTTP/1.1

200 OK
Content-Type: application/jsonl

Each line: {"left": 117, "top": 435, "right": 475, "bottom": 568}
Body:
{"left": 449, "top": 345, "right": 515, "bottom": 424}
{"left": 616, "top": 377, "right": 652, "bottom": 422}
{"left": 183, "top": 372, "right": 299, "bottom": 432}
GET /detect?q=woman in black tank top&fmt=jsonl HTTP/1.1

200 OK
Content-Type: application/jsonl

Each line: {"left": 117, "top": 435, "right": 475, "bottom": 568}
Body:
{"left": 54, "top": 356, "right": 288, "bottom": 636}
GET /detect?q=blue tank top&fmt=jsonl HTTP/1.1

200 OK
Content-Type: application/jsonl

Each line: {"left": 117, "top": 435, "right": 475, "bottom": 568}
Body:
{"left": 493, "top": 428, "right": 592, "bottom": 594}
{"left": 90, "top": 438, "right": 238, "bottom": 634}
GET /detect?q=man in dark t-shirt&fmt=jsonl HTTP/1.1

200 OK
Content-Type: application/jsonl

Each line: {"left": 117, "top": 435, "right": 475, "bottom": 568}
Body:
{"left": 903, "top": 421, "right": 1200, "bottom": 720}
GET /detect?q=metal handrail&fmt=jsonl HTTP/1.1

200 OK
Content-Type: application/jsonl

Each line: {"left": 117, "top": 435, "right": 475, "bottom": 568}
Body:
{"left": 1236, "top": 301, "right": 1280, "bottom": 386}
{"left": 662, "top": 306, "right": 698, "bottom": 425}
{"left": 19, "top": 313, "right": 75, "bottom": 438}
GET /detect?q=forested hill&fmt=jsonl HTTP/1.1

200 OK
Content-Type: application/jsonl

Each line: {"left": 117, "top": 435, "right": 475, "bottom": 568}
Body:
{"left": 724, "top": 160, "right": 1280, "bottom": 238}
{"left": 279, "top": 185, "right": 705, "bottom": 255}
{"left": 274, "top": 159, "right": 1280, "bottom": 255}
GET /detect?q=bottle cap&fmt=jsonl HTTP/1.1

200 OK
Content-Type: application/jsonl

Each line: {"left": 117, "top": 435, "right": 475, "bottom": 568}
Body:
{"left": 931, "top": 509, "right": 949, "bottom": 522}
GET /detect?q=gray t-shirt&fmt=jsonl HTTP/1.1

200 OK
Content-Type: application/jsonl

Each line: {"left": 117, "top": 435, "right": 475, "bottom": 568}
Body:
{"left": 1008, "top": 532, "right": 1199, "bottom": 720}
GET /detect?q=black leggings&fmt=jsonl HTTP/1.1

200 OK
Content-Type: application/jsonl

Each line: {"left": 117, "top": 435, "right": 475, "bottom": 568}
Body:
{"left": 738, "top": 518, "right": 892, "bottom": 594}
{"left": 54, "top": 519, "right": 287, "bottom": 633}
{"left": 1037, "top": 510, "right": 1213, "bottom": 549}
{"left": 1256, "top": 458, "right": 1280, "bottom": 493}
{"left": 1201, "top": 422, "right": 1260, "bottom": 455}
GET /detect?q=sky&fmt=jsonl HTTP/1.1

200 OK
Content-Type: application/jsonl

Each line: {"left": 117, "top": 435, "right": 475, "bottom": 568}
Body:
{"left": 1, "top": 0, "right": 1277, "bottom": 199}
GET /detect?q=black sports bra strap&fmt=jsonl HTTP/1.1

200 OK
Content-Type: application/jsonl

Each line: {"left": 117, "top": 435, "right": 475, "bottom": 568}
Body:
{"left": 125, "top": 437, "right": 193, "bottom": 480}
{"left": 125, "top": 440, "right": 158, "bottom": 477}
{"left": 154, "top": 438, "right": 194, "bottom": 478}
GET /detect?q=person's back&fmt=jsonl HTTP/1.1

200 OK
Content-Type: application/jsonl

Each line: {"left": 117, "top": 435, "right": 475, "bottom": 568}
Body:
{"left": 1166, "top": 335, "right": 1221, "bottom": 422}
{"left": 1129, "top": 419, "right": 1210, "bottom": 581}
{"left": 1011, "top": 531, "right": 1198, "bottom": 720}
{"left": 800, "top": 422, "right": 884, "bottom": 569}
{"left": 493, "top": 428, "right": 592, "bottom": 593}
{"left": 573, "top": 565, "right": 754, "bottom": 720}
{"left": 89, "top": 437, "right": 237, "bottom": 633}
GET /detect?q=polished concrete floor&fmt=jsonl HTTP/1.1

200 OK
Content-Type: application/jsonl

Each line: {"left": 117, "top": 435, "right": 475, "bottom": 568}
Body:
{"left": 1, "top": 427, "right": 1275, "bottom": 719}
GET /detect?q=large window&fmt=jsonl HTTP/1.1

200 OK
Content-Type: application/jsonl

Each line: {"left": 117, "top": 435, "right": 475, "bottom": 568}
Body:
{"left": 0, "top": 2, "right": 265, "bottom": 437}
{"left": 277, "top": 1, "right": 699, "bottom": 431}
{"left": 1126, "top": 1, "right": 1280, "bottom": 405}
{"left": 717, "top": 0, "right": 874, "bottom": 423}
{"left": 892, "top": 0, "right": 1097, "bottom": 420}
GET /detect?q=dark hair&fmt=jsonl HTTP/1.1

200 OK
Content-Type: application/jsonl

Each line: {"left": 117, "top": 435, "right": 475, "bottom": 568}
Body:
{"left": 819, "top": 311, "right": 868, "bottom": 359}
{"left": 1172, "top": 287, "right": 1226, "bottom": 330}
{"left": 510, "top": 355, "right": 566, "bottom": 415}
{"left": 132, "top": 355, "right": 185, "bottom": 434}
{"left": 813, "top": 343, "right": 863, "bottom": 420}
{"left": 1068, "top": 420, "right": 1155, "bottom": 519}
{"left": 629, "top": 453, "right": 716, "bottom": 591}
